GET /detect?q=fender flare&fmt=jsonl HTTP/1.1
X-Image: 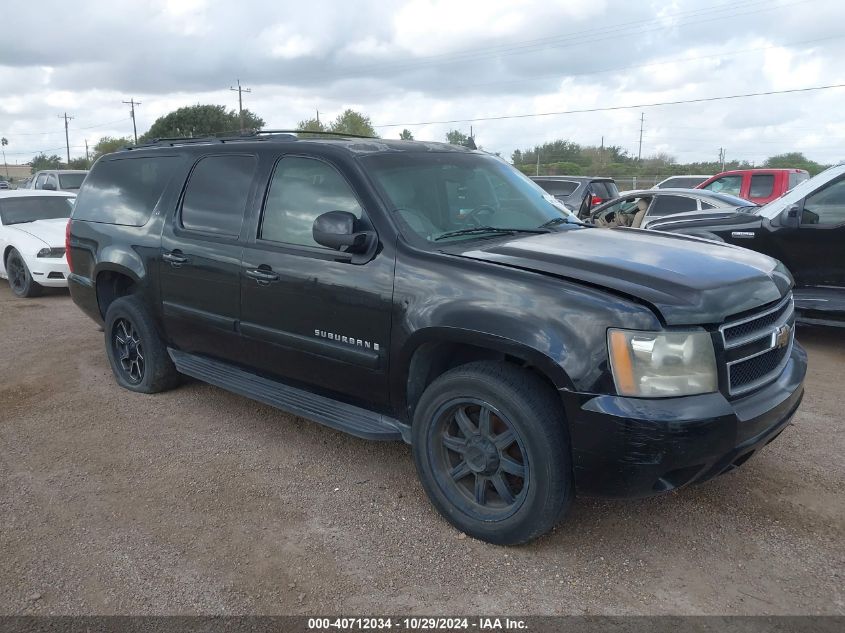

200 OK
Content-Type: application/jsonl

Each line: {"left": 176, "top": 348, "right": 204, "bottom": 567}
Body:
{"left": 394, "top": 326, "right": 575, "bottom": 414}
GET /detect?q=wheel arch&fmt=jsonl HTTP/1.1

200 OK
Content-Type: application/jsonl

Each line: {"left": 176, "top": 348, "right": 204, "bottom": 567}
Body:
{"left": 396, "top": 327, "right": 574, "bottom": 420}
{"left": 94, "top": 263, "right": 142, "bottom": 319}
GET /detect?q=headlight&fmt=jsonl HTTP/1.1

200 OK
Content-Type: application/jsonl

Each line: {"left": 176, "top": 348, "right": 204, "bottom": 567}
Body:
{"left": 36, "top": 247, "right": 65, "bottom": 258}
{"left": 607, "top": 328, "right": 717, "bottom": 397}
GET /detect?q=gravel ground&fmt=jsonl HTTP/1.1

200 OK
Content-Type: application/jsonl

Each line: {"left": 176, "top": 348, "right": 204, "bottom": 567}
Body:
{"left": 0, "top": 284, "right": 842, "bottom": 616}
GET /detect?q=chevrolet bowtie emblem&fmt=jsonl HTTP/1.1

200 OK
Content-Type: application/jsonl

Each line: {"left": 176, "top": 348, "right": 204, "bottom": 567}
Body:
{"left": 774, "top": 324, "right": 792, "bottom": 349}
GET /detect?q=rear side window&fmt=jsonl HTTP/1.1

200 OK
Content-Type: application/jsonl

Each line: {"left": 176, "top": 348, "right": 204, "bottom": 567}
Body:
{"left": 591, "top": 182, "right": 618, "bottom": 198}
{"left": 788, "top": 171, "right": 809, "bottom": 190}
{"left": 703, "top": 175, "right": 742, "bottom": 196}
{"left": 74, "top": 156, "right": 178, "bottom": 226}
{"left": 649, "top": 195, "right": 698, "bottom": 216}
{"left": 749, "top": 174, "right": 775, "bottom": 198}
{"left": 180, "top": 154, "right": 257, "bottom": 236}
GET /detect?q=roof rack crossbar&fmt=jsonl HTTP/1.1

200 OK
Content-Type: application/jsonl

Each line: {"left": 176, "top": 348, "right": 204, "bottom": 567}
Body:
{"left": 255, "top": 129, "right": 377, "bottom": 139}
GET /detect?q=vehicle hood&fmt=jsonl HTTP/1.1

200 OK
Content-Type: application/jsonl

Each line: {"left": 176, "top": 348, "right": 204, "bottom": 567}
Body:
{"left": 645, "top": 208, "right": 763, "bottom": 230}
{"left": 456, "top": 226, "right": 792, "bottom": 325}
{"left": 6, "top": 218, "right": 67, "bottom": 248}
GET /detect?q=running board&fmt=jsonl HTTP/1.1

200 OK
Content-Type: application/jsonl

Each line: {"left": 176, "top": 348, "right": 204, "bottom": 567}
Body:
{"left": 168, "top": 349, "right": 408, "bottom": 442}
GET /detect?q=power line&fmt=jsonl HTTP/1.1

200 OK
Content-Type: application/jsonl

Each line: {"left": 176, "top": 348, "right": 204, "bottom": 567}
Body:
{"left": 57, "top": 112, "right": 73, "bottom": 164}
{"left": 122, "top": 98, "right": 142, "bottom": 144}
{"left": 374, "top": 82, "right": 845, "bottom": 128}
{"left": 230, "top": 79, "right": 252, "bottom": 133}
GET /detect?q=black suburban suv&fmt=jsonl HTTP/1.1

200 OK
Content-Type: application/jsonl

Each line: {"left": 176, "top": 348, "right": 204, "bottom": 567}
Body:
{"left": 67, "top": 133, "right": 806, "bottom": 544}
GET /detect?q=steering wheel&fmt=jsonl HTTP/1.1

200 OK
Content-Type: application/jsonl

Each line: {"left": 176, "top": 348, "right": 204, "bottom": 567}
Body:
{"left": 465, "top": 205, "right": 497, "bottom": 226}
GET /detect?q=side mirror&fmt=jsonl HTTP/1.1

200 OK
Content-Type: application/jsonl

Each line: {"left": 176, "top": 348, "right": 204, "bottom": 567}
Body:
{"left": 42, "top": 182, "right": 57, "bottom": 191}
{"left": 313, "top": 211, "right": 372, "bottom": 253}
{"left": 780, "top": 204, "right": 801, "bottom": 229}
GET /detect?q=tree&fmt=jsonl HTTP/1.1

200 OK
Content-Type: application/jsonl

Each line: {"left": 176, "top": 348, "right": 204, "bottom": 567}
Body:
{"left": 764, "top": 152, "right": 827, "bottom": 175}
{"left": 296, "top": 117, "right": 328, "bottom": 138}
{"left": 30, "top": 153, "right": 62, "bottom": 173}
{"left": 399, "top": 129, "right": 414, "bottom": 140}
{"left": 67, "top": 157, "right": 92, "bottom": 169}
{"left": 446, "top": 130, "right": 469, "bottom": 145}
{"left": 92, "top": 136, "right": 133, "bottom": 159}
{"left": 139, "top": 105, "right": 265, "bottom": 142}
{"left": 329, "top": 109, "right": 377, "bottom": 137}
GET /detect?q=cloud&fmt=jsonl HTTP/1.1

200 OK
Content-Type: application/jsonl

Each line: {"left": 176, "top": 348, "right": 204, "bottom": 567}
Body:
{"left": 0, "top": 0, "right": 843, "bottom": 165}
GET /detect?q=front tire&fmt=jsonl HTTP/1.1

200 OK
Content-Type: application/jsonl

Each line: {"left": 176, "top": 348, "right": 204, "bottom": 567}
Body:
{"left": 104, "top": 295, "right": 181, "bottom": 393}
{"left": 6, "top": 249, "right": 42, "bottom": 298}
{"left": 412, "top": 362, "right": 573, "bottom": 545}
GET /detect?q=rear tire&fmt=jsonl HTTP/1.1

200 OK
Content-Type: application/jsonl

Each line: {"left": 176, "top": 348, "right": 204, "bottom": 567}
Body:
{"left": 6, "top": 249, "right": 42, "bottom": 298}
{"left": 104, "top": 295, "right": 181, "bottom": 393}
{"left": 412, "top": 361, "right": 573, "bottom": 545}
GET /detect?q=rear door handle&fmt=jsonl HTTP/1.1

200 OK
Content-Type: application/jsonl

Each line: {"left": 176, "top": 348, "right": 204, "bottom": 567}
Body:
{"left": 245, "top": 267, "right": 280, "bottom": 285}
{"left": 162, "top": 251, "right": 189, "bottom": 267}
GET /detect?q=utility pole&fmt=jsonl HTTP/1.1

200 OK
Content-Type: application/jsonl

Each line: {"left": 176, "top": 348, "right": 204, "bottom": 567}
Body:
{"left": 85, "top": 139, "right": 89, "bottom": 163}
{"left": 122, "top": 98, "right": 141, "bottom": 143}
{"left": 637, "top": 112, "right": 644, "bottom": 161}
{"left": 316, "top": 109, "right": 320, "bottom": 126}
{"left": 229, "top": 79, "right": 252, "bottom": 133}
{"left": 600, "top": 135, "right": 605, "bottom": 168}
{"left": 58, "top": 112, "right": 73, "bottom": 164}
{"left": 536, "top": 151, "right": 540, "bottom": 177}
{"left": 719, "top": 147, "right": 726, "bottom": 171}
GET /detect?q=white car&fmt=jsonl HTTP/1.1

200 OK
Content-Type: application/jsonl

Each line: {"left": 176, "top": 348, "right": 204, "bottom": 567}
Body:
{"left": 0, "top": 190, "right": 76, "bottom": 297}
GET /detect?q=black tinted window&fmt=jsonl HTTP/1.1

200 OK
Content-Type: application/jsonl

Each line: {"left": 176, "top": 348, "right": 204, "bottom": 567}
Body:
{"left": 802, "top": 177, "right": 845, "bottom": 226}
{"left": 74, "top": 157, "right": 178, "bottom": 226}
{"left": 0, "top": 196, "right": 74, "bottom": 225}
{"left": 591, "top": 182, "right": 618, "bottom": 198}
{"left": 649, "top": 195, "right": 698, "bottom": 216}
{"left": 181, "top": 155, "right": 256, "bottom": 236}
{"left": 59, "top": 173, "right": 86, "bottom": 189}
{"left": 749, "top": 174, "right": 775, "bottom": 198}
{"left": 261, "top": 157, "right": 362, "bottom": 248}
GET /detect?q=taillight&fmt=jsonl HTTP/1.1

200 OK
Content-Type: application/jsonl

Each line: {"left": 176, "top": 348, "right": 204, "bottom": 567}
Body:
{"left": 65, "top": 219, "right": 73, "bottom": 273}
{"left": 591, "top": 197, "right": 603, "bottom": 206}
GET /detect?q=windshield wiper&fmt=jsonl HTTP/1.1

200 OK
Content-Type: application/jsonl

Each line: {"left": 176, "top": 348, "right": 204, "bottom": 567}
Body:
{"left": 433, "top": 226, "right": 548, "bottom": 241}
{"left": 538, "top": 216, "right": 580, "bottom": 229}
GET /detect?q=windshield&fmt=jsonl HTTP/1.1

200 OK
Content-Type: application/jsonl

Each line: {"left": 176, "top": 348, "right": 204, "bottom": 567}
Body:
{"left": 362, "top": 152, "right": 576, "bottom": 243}
{"left": 757, "top": 164, "right": 845, "bottom": 219}
{"left": 0, "top": 196, "right": 75, "bottom": 225}
{"left": 58, "top": 172, "right": 87, "bottom": 189}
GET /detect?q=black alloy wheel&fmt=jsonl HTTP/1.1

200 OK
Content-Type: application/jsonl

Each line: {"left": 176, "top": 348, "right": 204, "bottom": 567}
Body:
{"left": 430, "top": 398, "right": 529, "bottom": 520}
{"left": 111, "top": 317, "right": 145, "bottom": 384}
{"left": 6, "top": 249, "right": 41, "bottom": 298}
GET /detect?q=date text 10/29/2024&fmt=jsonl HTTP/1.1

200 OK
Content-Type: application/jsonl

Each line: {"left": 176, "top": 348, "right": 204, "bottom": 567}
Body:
{"left": 307, "top": 618, "right": 528, "bottom": 631}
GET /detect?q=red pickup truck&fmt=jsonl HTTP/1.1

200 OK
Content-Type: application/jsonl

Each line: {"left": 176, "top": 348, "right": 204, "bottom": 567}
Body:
{"left": 696, "top": 168, "right": 809, "bottom": 204}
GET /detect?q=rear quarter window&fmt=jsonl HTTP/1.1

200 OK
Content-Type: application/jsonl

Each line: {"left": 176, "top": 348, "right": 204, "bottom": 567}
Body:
{"left": 591, "top": 182, "right": 618, "bottom": 198}
{"left": 72, "top": 156, "right": 179, "bottom": 226}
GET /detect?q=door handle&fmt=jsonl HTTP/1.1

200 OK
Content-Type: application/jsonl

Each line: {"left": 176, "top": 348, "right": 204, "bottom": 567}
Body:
{"left": 245, "top": 267, "right": 280, "bottom": 285}
{"left": 162, "top": 251, "right": 189, "bottom": 267}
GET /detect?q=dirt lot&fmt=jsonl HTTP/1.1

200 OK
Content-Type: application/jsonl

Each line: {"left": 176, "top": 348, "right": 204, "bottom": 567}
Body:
{"left": 0, "top": 284, "right": 842, "bottom": 616}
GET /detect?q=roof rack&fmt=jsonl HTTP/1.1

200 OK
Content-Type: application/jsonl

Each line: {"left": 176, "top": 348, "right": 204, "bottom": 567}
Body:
{"left": 254, "top": 129, "right": 378, "bottom": 140}
{"left": 122, "top": 129, "right": 377, "bottom": 151}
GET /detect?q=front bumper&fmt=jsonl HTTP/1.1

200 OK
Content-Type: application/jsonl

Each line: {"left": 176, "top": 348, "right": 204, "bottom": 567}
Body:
{"left": 29, "top": 257, "right": 70, "bottom": 287}
{"left": 565, "top": 342, "right": 807, "bottom": 498}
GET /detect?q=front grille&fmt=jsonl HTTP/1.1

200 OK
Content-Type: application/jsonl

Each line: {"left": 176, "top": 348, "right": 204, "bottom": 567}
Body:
{"left": 729, "top": 345, "right": 790, "bottom": 391}
{"left": 720, "top": 294, "right": 794, "bottom": 396}
{"left": 722, "top": 298, "right": 792, "bottom": 345}
{"left": 47, "top": 272, "right": 65, "bottom": 279}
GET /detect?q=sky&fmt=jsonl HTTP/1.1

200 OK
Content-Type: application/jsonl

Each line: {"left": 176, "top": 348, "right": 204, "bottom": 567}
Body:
{"left": 1, "top": 0, "right": 844, "bottom": 167}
